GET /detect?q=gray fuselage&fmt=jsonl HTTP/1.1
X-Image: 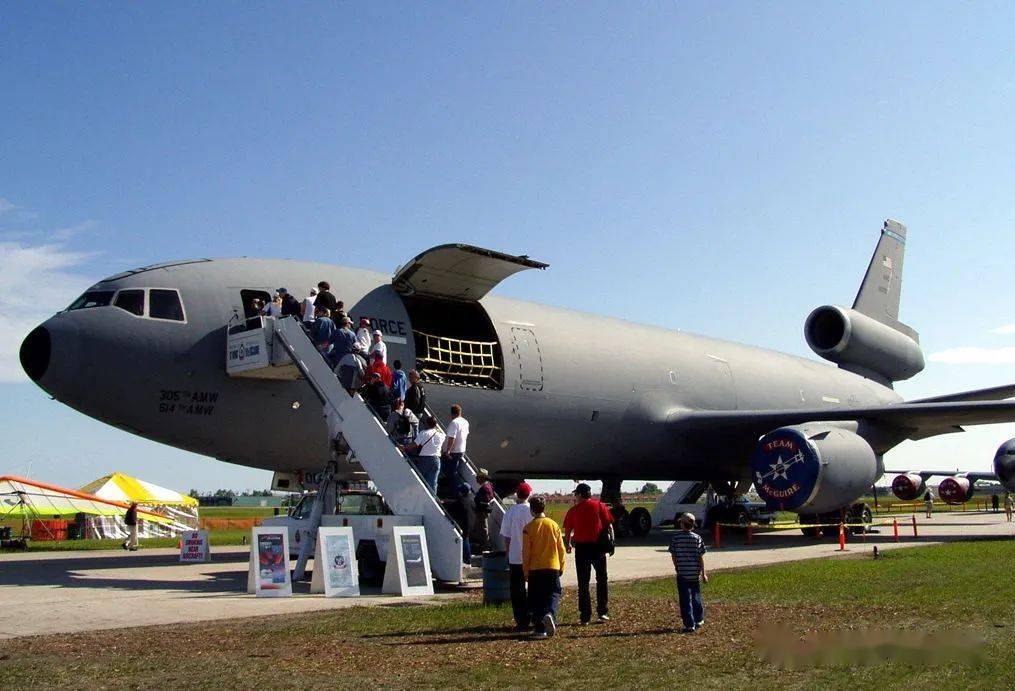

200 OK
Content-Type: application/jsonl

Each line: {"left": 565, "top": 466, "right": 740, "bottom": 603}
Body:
{"left": 27, "top": 258, "right": 902, "bottom": 484}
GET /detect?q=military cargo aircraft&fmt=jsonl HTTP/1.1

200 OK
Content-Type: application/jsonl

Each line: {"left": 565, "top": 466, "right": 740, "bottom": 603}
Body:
{"left": 19, "top": 220, "right": 1015, "bottom": 531}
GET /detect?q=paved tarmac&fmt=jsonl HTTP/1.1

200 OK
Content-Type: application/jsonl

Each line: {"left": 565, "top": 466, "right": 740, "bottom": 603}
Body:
{"left": 1, "top": 510, "right": 1011, "bottom": 639}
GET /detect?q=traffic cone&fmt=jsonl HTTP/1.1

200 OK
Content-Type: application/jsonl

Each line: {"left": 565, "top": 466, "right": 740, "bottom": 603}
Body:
{"left": 892, "top": 518, "right": 899, "bottom": 543}
{"left": 838, "top": 522, "right": 846, "bottom": 551}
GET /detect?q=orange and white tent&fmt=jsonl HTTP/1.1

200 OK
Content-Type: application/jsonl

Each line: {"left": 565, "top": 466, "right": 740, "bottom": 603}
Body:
{"left": 0, "top": 475, "right": 175, "bottom": 539}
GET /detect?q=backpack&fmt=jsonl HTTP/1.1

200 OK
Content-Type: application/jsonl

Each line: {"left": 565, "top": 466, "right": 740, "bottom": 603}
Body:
{"left": 395, "top": 411, "right": 411, "bottom": 436}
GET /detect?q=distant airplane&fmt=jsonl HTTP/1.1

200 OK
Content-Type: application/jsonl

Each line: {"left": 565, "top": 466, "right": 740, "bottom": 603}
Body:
{"left": 19, "top": 220, "right": 1015, "bottom": 531}
{"left": 889, "top": 438, "right": 1015, "bottom": 504}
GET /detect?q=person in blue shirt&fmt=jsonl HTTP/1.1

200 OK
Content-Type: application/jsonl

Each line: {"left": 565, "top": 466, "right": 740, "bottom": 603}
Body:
{"left": 331, "top": 316, "right": 359, "bottom": 364}
{"left": 310, "top": 306, "right": 337, "bottom": 363}
{"left": 391, "top": 360, "right": 408, "bottom": 402}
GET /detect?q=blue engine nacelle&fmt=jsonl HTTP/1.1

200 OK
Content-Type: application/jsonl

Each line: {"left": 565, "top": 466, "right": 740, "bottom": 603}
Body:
{"left": 750, "top": 424, "right": 878, "bottom": 514}
{"left": 994, "top": 439, "right": 1015, "bottom": 492}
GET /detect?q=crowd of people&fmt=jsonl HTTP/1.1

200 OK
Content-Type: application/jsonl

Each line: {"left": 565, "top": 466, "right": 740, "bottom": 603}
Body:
{"left": 496, "top": 481, "right": 708, "bottom": 639}
{"left": 258, "top": 283, "right": 713, "bottom": 636}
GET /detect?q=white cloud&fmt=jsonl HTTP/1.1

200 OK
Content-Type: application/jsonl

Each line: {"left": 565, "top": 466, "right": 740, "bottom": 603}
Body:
{"left": 0, "top": 198, "right": 16, "bottom": 215}
{"left": 928, "top": 347, "right": 1015, "bottom": 365}
{"left": 990, "top": 324, "right": 1015, "bottom": 335}
{"left": 0, "top": 241, "right": 95, "bottom": 382}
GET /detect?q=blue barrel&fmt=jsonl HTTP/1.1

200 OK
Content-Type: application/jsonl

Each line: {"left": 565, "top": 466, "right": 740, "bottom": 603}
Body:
{"left": 482, "top": 551, "right": 511, "bottom": 605}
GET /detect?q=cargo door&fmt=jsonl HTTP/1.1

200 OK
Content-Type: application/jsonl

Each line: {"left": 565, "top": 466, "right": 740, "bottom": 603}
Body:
{"left": 393, "top": 244, "right": 547, "bottom": 301}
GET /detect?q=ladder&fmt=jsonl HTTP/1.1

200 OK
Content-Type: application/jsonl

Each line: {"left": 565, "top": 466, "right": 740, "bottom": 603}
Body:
{"left": 267, "top": 317, "right": 465, "bottom": 583}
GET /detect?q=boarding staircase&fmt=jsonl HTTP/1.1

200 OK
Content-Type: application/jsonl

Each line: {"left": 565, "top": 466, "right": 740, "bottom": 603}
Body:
{"left": 226, "top": 316, "right": 505, "bottom": 583}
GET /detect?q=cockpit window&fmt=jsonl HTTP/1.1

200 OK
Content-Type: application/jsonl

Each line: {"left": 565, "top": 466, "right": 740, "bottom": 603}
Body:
{"left": 67, "top": 291, "right": 115, "bottom": 311}
{"left": 149, "top": 289, "right": 185, "bottom": 322}
{"left": 114, "top": 289, "right": 145, "bottom": 316}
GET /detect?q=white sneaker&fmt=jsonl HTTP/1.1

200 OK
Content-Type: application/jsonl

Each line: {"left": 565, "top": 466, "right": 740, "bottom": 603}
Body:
{"left": 599, "top": 614, "right": 611, "bottom": 622}
{"left": 543, "top": 613, "right": 557, "bottom": 637}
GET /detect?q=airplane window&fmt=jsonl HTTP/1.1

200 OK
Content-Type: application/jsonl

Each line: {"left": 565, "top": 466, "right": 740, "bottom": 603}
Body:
{"left": 149, "top": 289, "right": 185, "bottom": 322}
{"left": 113, "top": 289, "right": 145, "bottom": 316}
{"left": 67, "top": 290, "right": 115, "bottom": 311}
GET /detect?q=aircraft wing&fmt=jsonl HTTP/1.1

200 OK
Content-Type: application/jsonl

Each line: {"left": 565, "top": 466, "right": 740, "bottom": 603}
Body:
{"left": 668, "top": 400, "right": 1015, "bottom": 442}
{"left": 884, "top": 469, "right": 999, "bottom": 482}
{"left": 910, "top": 383, "right": 1015, "bottom": 403}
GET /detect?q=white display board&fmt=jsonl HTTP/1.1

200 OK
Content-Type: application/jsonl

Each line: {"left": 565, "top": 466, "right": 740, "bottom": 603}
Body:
{"left": 310, "top": 527, "right": 360, "bottom": 597}
{"left": 179, "top": 530, "right": 210, "bottom": 563}
{"left": 247, "top": 527, "right": 292, "bottom": 597}
{"left": 382, "top": 526, "right": 434, "bottom": 597}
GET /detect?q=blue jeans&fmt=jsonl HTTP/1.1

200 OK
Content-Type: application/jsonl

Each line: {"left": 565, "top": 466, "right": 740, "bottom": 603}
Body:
{"left": 413, "top": 455, "right": 440, "bottom": 495}
{"left": 443, "top": 452, "right": 464, "bottom": 484}
{"left": 528, "top": 570, "right": 561, "bottom": 633}
{"left": 676, "top": 576, "right": 704, "bottom": 629}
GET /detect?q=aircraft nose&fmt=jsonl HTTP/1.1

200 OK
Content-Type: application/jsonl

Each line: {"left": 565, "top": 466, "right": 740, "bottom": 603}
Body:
{"left": 20, "top": 325, "right": 51, "bottom": 382}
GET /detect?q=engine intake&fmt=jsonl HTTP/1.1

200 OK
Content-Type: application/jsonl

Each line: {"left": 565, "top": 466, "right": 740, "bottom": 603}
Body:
{"left": 938, "top": 477, "right": 974, "bottom": 504}
{"left": 891, "top": 473, "right": 926, "bottom": 501}
{"left": 993, "top": 439, "right": 1015, "bottom": 492}
{"left": 750, "top": 424, "right": 878, "bottom": 514}
{"left": 805, "top": 306, "right": 924, "bottom": 382}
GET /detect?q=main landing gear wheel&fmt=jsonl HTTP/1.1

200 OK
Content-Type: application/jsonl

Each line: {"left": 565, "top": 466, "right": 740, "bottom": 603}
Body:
{"left": 799, "top": 514, "right": 821, "bottom": 538}
{"left": 628, "top": 507, "right": 652, "bottom": 537}
{"left": 848, "top": 503, "right": 873, "bottom": 535}
{"left": 612, "top": 506, "right": 631, "bottom": 539}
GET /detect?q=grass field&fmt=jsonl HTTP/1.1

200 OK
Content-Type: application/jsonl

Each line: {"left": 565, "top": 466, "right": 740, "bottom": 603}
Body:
{"left": 1, "top": 539, "right": 1011, "bottom": 689}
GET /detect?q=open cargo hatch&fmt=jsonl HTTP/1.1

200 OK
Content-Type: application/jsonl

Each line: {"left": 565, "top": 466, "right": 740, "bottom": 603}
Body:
{"left": 392, "top": 244, "right": 548, "bottom": 301}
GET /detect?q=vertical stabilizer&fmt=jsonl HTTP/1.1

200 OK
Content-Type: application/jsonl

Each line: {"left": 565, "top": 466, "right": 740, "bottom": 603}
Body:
{"left": 852, "top": 219, "right": 918, "bottom": 341}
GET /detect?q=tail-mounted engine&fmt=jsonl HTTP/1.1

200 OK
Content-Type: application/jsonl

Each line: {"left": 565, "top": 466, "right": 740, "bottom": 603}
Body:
{"left": 805, "top": 305, "right": 924, "bottom": 383}
{"left": 750, "top": 424, "right": 878, "bottom": 514}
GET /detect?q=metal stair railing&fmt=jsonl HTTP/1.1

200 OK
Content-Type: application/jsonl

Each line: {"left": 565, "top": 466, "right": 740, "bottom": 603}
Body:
{"left": 268, "top": 317, "right": 465, "bottom": 583}
{"left": 422, "top": 404, "right": 507, "bottom": 552}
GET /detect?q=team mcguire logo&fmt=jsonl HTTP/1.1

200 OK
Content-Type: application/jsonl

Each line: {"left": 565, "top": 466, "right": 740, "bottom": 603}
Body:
{"left": 750, "top": 431, "right": 819, "bottom": 510}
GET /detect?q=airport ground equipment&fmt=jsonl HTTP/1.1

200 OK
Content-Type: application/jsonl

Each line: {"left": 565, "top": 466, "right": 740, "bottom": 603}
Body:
{"left": 228, "top": 315, "right": 505, "bottom": 583}
{"left": 650, "top": 481, "right": 776, "bottom": 529}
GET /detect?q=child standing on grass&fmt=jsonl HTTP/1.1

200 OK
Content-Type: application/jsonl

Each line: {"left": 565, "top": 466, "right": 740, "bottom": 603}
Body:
{"left": 668, "top": 513, "right": 708, "bottom": 633}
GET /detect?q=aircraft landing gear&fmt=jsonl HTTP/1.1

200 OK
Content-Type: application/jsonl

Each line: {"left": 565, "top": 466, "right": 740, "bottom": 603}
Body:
{"left": 599, "top": 478, "right": 653, "bottom": 538}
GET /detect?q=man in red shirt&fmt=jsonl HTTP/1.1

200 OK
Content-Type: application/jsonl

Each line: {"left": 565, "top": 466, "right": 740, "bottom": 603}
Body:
{"left": 563, "top": 483, "right": 614, "bottom": 624}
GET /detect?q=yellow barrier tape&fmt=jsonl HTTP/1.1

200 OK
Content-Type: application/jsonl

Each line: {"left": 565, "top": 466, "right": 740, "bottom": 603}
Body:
{"left": 715, "top": 518, "right": 914, "bottom": 530}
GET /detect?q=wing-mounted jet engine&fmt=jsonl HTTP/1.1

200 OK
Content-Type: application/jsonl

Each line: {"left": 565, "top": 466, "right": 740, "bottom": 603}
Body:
{"left": 937, "top": 476, "right": 975, "bottom": 504}
{"left": 994, "top": 439, "right": 1015, "bottom": 492}
{"left": 890, "top": 472, "right": 928, "bottom": 501}
{"left": 749, "top": 424, "right": 879, "bottom": 514}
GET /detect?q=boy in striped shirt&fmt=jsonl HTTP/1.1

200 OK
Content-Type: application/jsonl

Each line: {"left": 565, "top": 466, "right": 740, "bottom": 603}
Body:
{"left": 667, "top": 512, "right": 708, "bottom": 633}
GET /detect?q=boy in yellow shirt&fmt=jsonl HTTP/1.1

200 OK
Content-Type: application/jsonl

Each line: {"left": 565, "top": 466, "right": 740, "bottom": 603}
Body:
{"left": 522, "top": 496, "right": 566, "bottom": 638}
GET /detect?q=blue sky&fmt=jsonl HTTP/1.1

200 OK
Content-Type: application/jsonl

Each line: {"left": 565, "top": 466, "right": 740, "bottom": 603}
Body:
{"left": 2, "top": 3, "right": 1014, "bottom": 493}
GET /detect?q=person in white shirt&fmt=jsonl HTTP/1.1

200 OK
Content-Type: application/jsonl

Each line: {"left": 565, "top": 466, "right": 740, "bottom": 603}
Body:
{"left": 401, "top": 415, "right": 445, "bottom": 495}
{"left": 261, "top": 295, "right": 283, "bottom": 317}
{"left": 356, "top": 318, "right": 372, "bottom": 353}
{"left": 500, "top": 481, "right": 534, "bottom": 630}
{"left": 368, "top": 330, "right": 387, "bottom": 364}
{"left": 302, "top": 288, "right": 318, "bottom": 322}
{"left": 442, "top": 404, "right": 470, "bottom": 485}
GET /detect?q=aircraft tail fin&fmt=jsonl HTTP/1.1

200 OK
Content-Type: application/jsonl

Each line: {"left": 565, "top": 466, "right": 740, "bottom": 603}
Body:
{"left": 852, "top": 219, "right": 918, "bottom": 341}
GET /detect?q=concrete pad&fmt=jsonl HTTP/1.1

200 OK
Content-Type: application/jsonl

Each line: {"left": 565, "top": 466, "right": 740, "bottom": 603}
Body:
{"left": 1, "top": 511, "right": 1011, "bottom": 639}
